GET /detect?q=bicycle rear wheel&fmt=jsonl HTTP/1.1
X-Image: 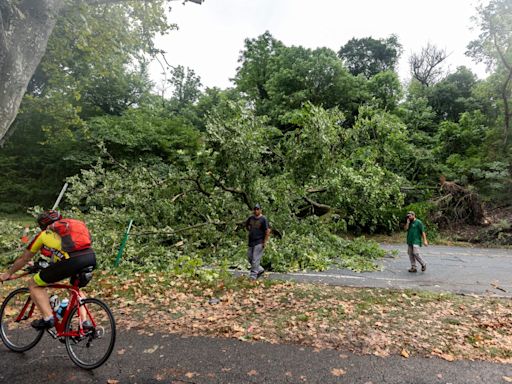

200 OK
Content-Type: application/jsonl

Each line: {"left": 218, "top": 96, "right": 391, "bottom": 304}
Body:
{"left": 0, "top": 287, "right": 44, "bottom": 352}
{"left": 64, "top": 297, "right": 116, "bottom": 369}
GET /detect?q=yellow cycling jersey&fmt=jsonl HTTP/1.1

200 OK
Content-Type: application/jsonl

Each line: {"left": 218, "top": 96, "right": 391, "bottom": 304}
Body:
{"left": 27, "top": 230, "right": 70, "bottom": 262}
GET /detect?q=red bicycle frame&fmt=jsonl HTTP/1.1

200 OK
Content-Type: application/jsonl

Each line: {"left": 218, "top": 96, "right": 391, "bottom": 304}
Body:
{"left": 49, "top": 280, "right": 96, "bottom": 339}
{"left": 13, "top": 279, "right": 94, "bottom": 339}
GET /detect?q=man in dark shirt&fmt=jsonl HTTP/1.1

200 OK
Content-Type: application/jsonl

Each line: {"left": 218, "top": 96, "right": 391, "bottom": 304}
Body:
{"left": 245, "top": 203, "right": 270, "bottom": 279}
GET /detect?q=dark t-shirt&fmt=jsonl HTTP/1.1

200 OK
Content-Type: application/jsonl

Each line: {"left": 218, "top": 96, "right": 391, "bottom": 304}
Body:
{"left": 246, "top": 215, "right": 269, "bottom": 247}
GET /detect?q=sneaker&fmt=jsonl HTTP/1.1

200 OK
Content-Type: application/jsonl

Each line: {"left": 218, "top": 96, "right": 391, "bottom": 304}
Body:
{"left": 82, "top": 320, "right": 94, "bottom": 330}
{"left": 256, "top": 270, "right": 265, "bottom": 279}
{"left": 31, "top": 317, "right": 54, "bottom": 330}
{"left": 408, "top": 267, "right": 417, "bottom": 273}
{"left": 421, "top": 264, "right": 427, "bottom": 272}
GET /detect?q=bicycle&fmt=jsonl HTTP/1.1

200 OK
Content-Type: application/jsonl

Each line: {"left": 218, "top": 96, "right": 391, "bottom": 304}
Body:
{"left": 0, "top": 259, "right": 116, "bottom": 369}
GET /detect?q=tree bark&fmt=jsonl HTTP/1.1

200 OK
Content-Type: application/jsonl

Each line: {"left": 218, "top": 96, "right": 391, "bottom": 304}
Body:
{"left": 0, "top": 0, "right": 65, "bottom": 146}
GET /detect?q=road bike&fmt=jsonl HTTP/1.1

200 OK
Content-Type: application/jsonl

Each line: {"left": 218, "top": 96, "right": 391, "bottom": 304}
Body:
{"left": 0, "top": 260, "right": 116, "bottom": 369}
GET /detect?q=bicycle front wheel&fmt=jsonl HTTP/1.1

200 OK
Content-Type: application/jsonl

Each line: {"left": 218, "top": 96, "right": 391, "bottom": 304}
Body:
{"left": 64, "top": 297, "right": 116, "bottom": 369}
{"left": 0, "top": 287, "right": 44, "bottom": 352}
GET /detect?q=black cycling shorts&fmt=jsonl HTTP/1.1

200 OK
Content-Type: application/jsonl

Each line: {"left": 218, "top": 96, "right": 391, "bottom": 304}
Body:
{"left": 34, "top": 251, "right": 96, "bottom": 286}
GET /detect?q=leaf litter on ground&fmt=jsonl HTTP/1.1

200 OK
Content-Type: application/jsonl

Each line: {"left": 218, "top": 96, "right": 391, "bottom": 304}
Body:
{"left": 1, "top": 270, "right": 511, "bottom": 363}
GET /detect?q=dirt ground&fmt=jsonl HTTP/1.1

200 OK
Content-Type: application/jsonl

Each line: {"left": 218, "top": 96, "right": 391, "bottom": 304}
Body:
{"left": 441, "top": 205, "right": 512, "bottom": 246}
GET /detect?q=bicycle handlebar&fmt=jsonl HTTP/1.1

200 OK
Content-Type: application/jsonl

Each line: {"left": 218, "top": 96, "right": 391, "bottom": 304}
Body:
{"left": 1, "top": 259, "right": 50, "bottom": 283}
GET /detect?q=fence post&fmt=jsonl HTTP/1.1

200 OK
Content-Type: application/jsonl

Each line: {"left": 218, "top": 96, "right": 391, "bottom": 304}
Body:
{"left": 114, "top": 219, "right": 133, "bottom": 267}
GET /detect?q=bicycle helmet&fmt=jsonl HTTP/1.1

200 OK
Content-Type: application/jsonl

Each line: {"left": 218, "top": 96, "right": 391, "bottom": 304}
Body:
{"left": 37, "top": 210, "right": 62, "bottom": 229}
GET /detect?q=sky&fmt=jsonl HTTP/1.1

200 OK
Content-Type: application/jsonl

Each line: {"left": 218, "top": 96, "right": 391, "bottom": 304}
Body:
{"left": 150, "top": 0, "right": 489, "bottom": 92}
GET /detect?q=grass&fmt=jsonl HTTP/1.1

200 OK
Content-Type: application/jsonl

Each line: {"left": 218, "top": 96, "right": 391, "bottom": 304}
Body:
{"left": 0, "top": 213, "right": 34, "bottom": 226}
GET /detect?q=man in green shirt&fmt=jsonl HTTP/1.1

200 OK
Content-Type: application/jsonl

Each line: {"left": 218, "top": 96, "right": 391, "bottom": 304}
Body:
{"left": 404, "top": 211, "right": 428, "bottom": 273}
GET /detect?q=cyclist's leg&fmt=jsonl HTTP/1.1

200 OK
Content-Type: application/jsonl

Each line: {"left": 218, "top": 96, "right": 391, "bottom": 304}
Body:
{"left": 65, "top": 253, "right": 96, "bottom": 323}
{"left": 28, "top": 277, "right": 52, "bottom": 320}
{"left": 30, "top": 261, "right": 75, "bottom": 326}
{"left": 36, "top": 255, "right": 93, "bottom": 322}
{"left": 79, "top": 292, "right": 88, "bottom": 323}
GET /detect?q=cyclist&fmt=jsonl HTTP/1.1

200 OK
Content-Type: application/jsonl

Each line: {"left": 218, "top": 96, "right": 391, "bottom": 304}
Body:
{"left": 0, "top": 210, "right": 96, "bottom": 329}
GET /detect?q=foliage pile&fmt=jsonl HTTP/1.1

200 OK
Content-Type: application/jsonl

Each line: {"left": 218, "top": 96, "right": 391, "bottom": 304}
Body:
{"left": 61, "top": 104, "right": 392, "bottom": 272}
{"left": 0, "top": 219, "right": 28, "bottom": 263}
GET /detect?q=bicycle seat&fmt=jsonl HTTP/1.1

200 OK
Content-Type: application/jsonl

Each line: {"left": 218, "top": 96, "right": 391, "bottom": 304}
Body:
{"left": 70, "top": 266, "right": 94, "bottom": 288}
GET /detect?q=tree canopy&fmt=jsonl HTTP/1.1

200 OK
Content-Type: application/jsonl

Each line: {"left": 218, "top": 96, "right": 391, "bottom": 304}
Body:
{"left": 1, "top": 3, "right": 511, "bottom": 274}
{"left": 338, "top": 35, "right": 402, "bottom": 78}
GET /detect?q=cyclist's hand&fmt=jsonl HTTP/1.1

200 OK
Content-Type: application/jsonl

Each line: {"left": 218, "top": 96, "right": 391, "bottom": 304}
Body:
{"left": 0, "top": 272, "right": 12, "bottom": 282}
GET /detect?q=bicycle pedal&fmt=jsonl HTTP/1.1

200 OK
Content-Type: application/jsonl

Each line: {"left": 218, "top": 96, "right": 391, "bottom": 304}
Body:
{"left": 46, "top": 328, "right": 57, "bottom": 339}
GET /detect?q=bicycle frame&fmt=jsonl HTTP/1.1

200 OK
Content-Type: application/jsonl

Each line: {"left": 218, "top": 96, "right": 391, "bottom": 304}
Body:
{"left": 12, "top": 280, "right": 94, "bottom": 339}
{"left": 2, "top": 263, "right": 116, "bottom": 370}
{"left": 46, "top": 281, "right": 95, "bottom": 339}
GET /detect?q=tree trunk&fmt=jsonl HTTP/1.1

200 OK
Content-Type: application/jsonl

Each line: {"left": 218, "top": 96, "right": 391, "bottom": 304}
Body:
{"left": 0, "top": 0, "right": 65, "bottom": 146}
{"left": 501, "top": 69, "right": 512, "bottom": 147}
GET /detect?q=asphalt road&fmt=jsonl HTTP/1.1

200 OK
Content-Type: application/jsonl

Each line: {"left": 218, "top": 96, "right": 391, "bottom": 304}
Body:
{"left": 1, "top": 330, "right": 512, "bottom": 384}
{"left": 267, "top": 244, "right": 512, "bottom": 297}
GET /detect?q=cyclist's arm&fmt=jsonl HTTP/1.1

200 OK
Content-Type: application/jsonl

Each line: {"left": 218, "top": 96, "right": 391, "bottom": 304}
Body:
{"left": 0, "top": 249, "right": 34, "bottom": 281}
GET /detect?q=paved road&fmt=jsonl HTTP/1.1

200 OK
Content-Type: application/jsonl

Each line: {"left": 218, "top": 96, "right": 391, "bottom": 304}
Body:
{"left": 267, "top": 244, "right": 512, "bottom": 297}
{"left": 1, "top": 330, "right": 512, "bottom": 384}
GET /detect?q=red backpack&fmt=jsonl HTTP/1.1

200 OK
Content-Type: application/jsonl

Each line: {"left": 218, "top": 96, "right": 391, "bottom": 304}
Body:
{"left": 50, "top": 219, "right": 92, "bottom": 253}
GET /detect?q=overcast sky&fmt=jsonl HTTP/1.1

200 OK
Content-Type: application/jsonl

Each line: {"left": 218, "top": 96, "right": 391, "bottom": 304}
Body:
{"left": 150, "top": 0, "right": 489, "bottom": 92}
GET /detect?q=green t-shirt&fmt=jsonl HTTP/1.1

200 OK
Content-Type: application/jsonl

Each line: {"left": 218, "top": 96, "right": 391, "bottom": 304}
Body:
{"left": 407, "top": 219, "right": 425, "bottom": 246}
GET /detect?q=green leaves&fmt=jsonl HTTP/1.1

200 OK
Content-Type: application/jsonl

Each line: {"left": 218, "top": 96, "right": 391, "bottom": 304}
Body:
{"left": 338, "top": 35, "right": 403, "bottom": 78}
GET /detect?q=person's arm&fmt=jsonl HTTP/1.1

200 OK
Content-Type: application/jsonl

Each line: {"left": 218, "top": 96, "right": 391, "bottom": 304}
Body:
{"left": 263, "top": 217, "right": 271, "bottom": 247}
{"left": 404, "top": 217, "right": 410, "bottom": 231}
{"left": 422, "top": 231, "right": 428, "bottom": 246}
{"left": 264, "top": 228, "right": 271, "bottom": 247}
{"left": 0, "top": 249, "right": 34, "bottom": 281}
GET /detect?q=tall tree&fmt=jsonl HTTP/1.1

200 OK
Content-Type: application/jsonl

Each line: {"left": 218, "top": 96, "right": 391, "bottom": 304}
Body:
{"left": 467, "top": 0, "right": 512, "bottom": 146}
{"left": 0, "top": 1, "right": 173, "bottom": 207}
{"left": 366, "top": 70, "right": 402, "bottom": 111}
{"left": 234, "top": 31, "right": 284, "bottom": 115}
{"left": 409, "top": 43, "right": 448, "bottom": 87}
{"left": 169, "top": 65, "right": 202, "bottom": 109}
{"left": 0, "top": 0, "right": 201, "bottom": 146}
{"left": 265, "top": 46, "right": 358, "bottom": 123}
{"left": 428, "top": 66, "right": 479, "bottom": 121}
{"left": 0, "top": 0, "right": 66, "bottom": 146}
{"left": 338, "top": 35, "right": 402, "bottom": 78}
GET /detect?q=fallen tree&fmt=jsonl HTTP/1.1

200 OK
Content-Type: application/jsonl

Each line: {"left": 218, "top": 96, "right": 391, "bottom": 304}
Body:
{"left": 432, "top": 176, "right": 487, "bottom": 228}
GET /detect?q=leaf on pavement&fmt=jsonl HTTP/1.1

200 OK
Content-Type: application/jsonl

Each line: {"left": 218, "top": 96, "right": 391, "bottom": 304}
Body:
{"left": 107, "top": 380, "right": 119, "bottom": 384}
{"left": 440, "top": 353, "right": 455, "bottom": 362}
{"left": 503, "top": 376, "right": 512, "bottom": 382}
{"left": 401, "top": 349, "right": 410, "bottom": 358}
{"left": 331, "top": 368, "right": 346, "bottom": 377}
{"left": 247, "top": 370, "right": 258, "bottom": 376}
{"left": 143, "top": 345, "right": 159, "bottom": 354}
